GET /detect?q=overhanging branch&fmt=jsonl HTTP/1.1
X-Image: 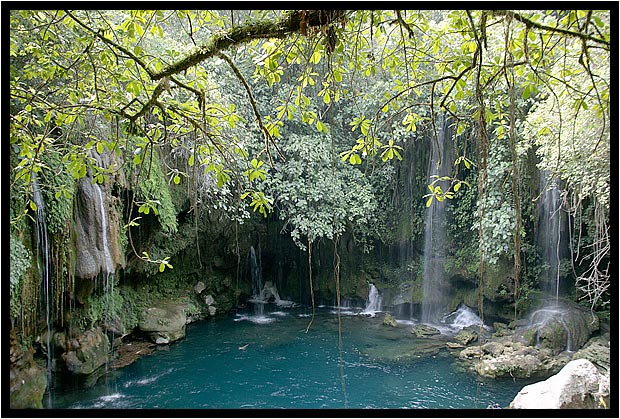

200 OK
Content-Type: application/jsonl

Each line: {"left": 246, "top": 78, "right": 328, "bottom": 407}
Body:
{"left": 152, "top": 10, "right": 348, "bottom": 81}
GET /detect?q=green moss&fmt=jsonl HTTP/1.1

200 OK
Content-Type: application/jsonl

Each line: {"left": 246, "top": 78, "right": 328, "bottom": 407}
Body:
{"left": 9, "top": 234, "right": 32, "bottom": 322}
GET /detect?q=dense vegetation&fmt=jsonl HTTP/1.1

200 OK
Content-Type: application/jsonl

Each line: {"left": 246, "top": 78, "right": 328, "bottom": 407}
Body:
{"left": 9, "top": 8, "right": 610, "bottom": 354}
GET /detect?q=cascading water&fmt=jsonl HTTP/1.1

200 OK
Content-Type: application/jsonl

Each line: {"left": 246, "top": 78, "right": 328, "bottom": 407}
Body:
{"left": 32, "top": 179, "right": 53, "bottom": 406}
{"left": 421, "top": 116, "right": 452, "bottom": 324}
{"left": 95, "top": 184, "right": 114, "bottom": 275}
{"left": 360, "top": 283, "right": 382, "bottom": 317}
{"left": 523, "top": 171, "right": 572, "bottom": 351}
{"left": 537, "top": 171, "right": 565, "bottom": 301}
{"left": 248, "top": 245, "right": 263, "bottom": 299}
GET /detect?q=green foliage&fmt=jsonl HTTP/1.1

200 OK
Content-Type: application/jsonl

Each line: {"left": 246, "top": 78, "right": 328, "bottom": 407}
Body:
{"left": 10, "top": 234, "right": 32, "bottom": 321}
{"left": 130, "top": 144, "right": 178, "bottom": 235}
{"left": 265, "top": 132, "right": 377, "bottom": 249}
{"left": 476, "top": 138, "right": 516, "bottom": 266}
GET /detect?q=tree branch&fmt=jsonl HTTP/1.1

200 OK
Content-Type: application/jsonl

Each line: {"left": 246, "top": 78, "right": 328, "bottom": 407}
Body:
{"left": 152, "top": 10, "right": 348, "bottom": 81}
{"left": 492, "top": 10, "right": 610, "bottom": 49}
{"left": 217, "top": 52, "right": 285, "bottom": 165}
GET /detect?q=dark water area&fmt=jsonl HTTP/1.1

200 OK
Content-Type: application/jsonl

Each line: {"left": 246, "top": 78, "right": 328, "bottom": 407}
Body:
{"left": 49, "top": 306, "right": 537, "bottom": 410}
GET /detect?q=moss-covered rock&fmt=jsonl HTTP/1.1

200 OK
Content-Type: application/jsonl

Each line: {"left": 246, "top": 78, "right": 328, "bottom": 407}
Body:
{"left": 10, "top": 334, "right": 47, "bottom": 409}
{"left": 61, "top": 328, "right": 110, "bottom": 375}
{"left": 138, "top": 303, "right": 187, "bottom": 344}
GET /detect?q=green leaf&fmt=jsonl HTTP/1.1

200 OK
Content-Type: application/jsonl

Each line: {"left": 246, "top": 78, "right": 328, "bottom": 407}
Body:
{"left": 426, "top": 196, "right": 433, "bottom": 207}
{"left": 159, "top": 262, "right": 165, "bottom": 272}
{"left": 29, "top": 200, "right": 38, "bottom": 212}
{"left": 173, "top": 174, "right": 180, "bottom": 185}
{"left": 188, "top": 154, "right": 194, "bottom": 167}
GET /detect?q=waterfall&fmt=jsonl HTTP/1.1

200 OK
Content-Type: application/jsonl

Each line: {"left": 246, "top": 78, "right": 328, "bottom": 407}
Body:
{"left": 361, "top": 284, "right": 382, "bottom": 317}
{"left": 248, "top": 246, "right": 263, "bottom": 298}
{"left": 538, "top": 171, "right": 564, "bottom": 301}
{"left": 32, "top": 179, "right": 53, "bottom": 406}
{"left": 421, "top": 116, "right": 451, "bottom": 324}
{"left": 95, "top": 184, "right": 114, "bottom": 275}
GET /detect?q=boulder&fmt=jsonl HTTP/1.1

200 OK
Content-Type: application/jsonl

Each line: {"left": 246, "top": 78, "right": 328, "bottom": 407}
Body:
{"left": 10, "top": 335, "right": 47, "bottom": 409}
{"left": 61, "top": 328, "right": 110, "bottom": 375}
{"left": 138, "top": 304, "right": 187, "bottom": 344}
{"left": 454, "top": 328, "right": 478, "bottom": 345}
{"left": 193, "top": 281, "right": 206, "bottom": 294}
{"left": 571, "top": 335, "right": 610, "bottom": 372}
{"left": 474, "top": 344, "right": 570, "bottom": 379}
{"left": 383, "top": 313, "right": 397, "bottom": 327}
{"left": 512, "top": 301, "right": 599, "bottom": 354}
{"left": 411, "top": 324, "right": 441, "bottom": 338}
{"left": 202, "top": 294, "right": 215, "bottom": 306}
{"left": 509, "top": 359, "right": 609, "bottom": 409}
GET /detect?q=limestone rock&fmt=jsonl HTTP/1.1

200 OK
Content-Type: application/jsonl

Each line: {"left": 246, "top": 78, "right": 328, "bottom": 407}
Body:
{"left": 454, "top": 328, "right": 478, "bottom": 345}
{"left": 61, "top": 328, "right": 110, "bottom": 375}
{"left": 138, "top": 304, "right": 187, "bottom": 344}
{"left": 193, "top": 281, "right": 206, "bottom": 294}
{"left": 383, "top": 313, "right": 397, "bottom": 327}
{"left": 571, "top": 335, "right": 610, "bottom": 372}
{"left": 446, "top": 342, "right": 465, "bottom": 350}
{"left": 411, "top": 324, "right": 441, "bottom": 338}
{"left": 510, "top": 359, "right": 608, "bottom": 409}
{"left": 512, "top": 301, "right": 600, "bottom": 355}
{"left": 202, "top": 294, "right": 215, "bottom": 306}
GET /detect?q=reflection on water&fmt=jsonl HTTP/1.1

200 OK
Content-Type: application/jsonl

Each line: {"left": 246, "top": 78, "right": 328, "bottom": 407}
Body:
{"left": 49, "top": 306, "right": 535, "bottom": 410}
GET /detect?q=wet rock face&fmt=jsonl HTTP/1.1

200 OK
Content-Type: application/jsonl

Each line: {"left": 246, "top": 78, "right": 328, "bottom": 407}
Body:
{"left": 138, "top": 304, "right": 187, "bottom": 344}
{"left": 509, "top": 359, "right": 609, "bottom": 409}
{"left": 61, "top": 328, "right": 110, "bottom": 375}
{"left": 513, "top": 301, "right": 600, "bottom": 354}
{"left": 10, "top": 337, "right": 47, "bottom": 409}
{"left": 458, "top": 336, "right": 571, "bottom": 379}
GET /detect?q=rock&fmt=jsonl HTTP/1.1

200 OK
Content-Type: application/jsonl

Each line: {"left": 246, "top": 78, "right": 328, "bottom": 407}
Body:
{"left": 208, "top": 305, "right": 217, "bottom": 316}
{"left": 492, "top": 322, "right": 512, "bottom": 337}
{"left": 411, "top": 324, "right": 441, "bottom": 338}
{"left": 482, "top": 341, "right": 505, "bottom": 357}
{"left": 475, "top": 346, "right": 570, "bottom": 379}
{"left": 509, "top": 359, "right": 608, "bottom": 409}
{"left": 459, "top": 346, "right": 482, "bottom": 360}
{"left": 260, "top": 281, "right": 280, "bottom": 302}
{"left": 571, "top": 335, "right": 610, "bottom": 372}
{"left": 383, "top": 313, "right": 397, "bottom": 327}
{"left": 10, "top": 334, "right": 47, "bottom": 409}
{"left": 513, "top": 301, "right": 600, "bottom": 355}
{"left": 193, "top": 281, "right": 206, "bottom": 294}
{"left": 61, "top": 328, "right": 110, "bottom": 375}
{"left": 446, "top": 342, "right": 465, "bottom": 350}
{"left": 74, "top": 177, "right": 120, "bottom": 279}
{"left": 138, "top": 304, "right": 187, "bottom": 344}
{"left": 454, "top": 328, "right": 478, "bottom": 345}
{"left": 202, "top": 294, "right": 215, "bottom": 306}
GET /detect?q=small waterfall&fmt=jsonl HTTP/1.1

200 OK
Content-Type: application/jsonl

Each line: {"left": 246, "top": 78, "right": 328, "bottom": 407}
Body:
{"left": 361, "top": 284, "right": 382, "bottom": 317}
{"left": 442, "top": 304, "right": 487, "bottom": 330}
{"left": 95, "top": 184, "right": 113, "bottom": 274}
{"left": 528, "top": 305, "right": 573, "bottom": 352}
{"left": 248, "top": 246, "right": 263, "bottom": 298}
{"left": 32, "top": 179, "right": 53, "bottom": 406}
{"left": 421, "top": 116, "right": 451, "bottom": 323}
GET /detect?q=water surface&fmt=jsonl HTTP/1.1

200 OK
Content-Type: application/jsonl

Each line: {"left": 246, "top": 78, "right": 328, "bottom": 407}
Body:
{"left": 50, "top": 306, "right": 535, "bottom": 410}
